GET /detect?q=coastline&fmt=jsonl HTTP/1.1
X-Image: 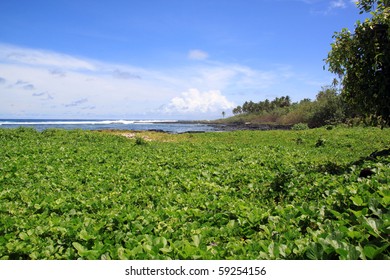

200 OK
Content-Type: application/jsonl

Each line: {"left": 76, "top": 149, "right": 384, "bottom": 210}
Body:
{"left": 174, "top": 120, "right": 293, "bottom": 132}
{"left": 0, "top": 118, "right": 292, "bottom": 133}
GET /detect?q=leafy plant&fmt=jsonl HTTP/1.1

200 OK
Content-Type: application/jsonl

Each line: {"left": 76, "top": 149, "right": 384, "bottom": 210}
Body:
{"left": 292, "top": 123, "right": 309, "bottom": 131}
{"left": 0, "top": 127, "right": 389, "bottom": 259}
{"left": 135, "top": 136, "right": 148, "bottom": 145}
{"left": 315, "top": 138, "right": 326, "bottom": 147}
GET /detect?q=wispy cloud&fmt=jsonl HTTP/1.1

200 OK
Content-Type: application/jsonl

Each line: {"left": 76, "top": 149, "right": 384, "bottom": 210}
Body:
{"left": 1, "top": 44, "right": 96, "bottom": 71}
{"left": 32, "top": 91, "right": 54, "bottom": 100}
{"left": 160, "top": 88, "right": 235, "bottom": 114}
{"left": 65, "top": 98, "right": 89, "bottom": 107}
{"left": 50, "top": 69, "right": 66, "bottom": 77}
{"left": 292, "top": 0, "right": 352, "bottom": 14}
{"left": 295, "top": 0, "right": 348, "bottom": 6}
{"left": 32, "top": 92, "right": 45, "bottom": 97}
{"left": 15, "top": 80, "right": 35, "bottom": 90}
{"left": 0, "top": 43, "right": 309, "bottom": 118}
{"left": 312, "top": 0, "right": 350, "bottom": 14}
{"left": 112, "top": 69, "right": 141, "bottom": 80}
{"left": 188, "top": 49, "right": 209, "bottom": 60}
{"left": 330, "top": 0, "right": 347, "bottom": 9}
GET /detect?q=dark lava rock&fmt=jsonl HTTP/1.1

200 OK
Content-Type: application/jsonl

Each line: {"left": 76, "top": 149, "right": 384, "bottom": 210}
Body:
{"left": 359, "top": 168, "right": 375, "bottom": 178}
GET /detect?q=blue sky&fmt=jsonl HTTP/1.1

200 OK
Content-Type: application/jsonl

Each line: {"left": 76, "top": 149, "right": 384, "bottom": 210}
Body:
{"left": 0, "top": 0, "right": 365, "bottom": 119}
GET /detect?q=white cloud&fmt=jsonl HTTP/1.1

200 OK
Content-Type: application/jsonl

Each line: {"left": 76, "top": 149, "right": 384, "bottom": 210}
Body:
{"left": 300, "top": 0, "right": 352, "bottom": 15}
{"left": 179, "top": 62, "right": 277, "bottom": 94}
{"left": 188, "top": 49, "right": 209, "bottom": 60}
{"left": 161, "top": 88, "right": 235, "bottom": 114}
{"left": 112, "top": 69, "right": 141, "bottom": 80}
{"left": 0, "top": 44, "right": 310, "bottom": 119}
{"left": 297, "top": 0, "right": 348, "bottom": 7}
{"left": 0, "top": 44, "right": 96, "bottom": 71}
{"left": 330, "top": 0, "right": 347, "bottom": 9}
{"left": 65, "top": 98, "right": 89, "bottom": 107}
{"left": 0, "top": 51, "right": 170, "bottom": 118}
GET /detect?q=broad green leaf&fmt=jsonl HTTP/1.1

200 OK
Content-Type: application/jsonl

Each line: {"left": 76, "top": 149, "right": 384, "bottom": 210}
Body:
{"left": 143, "top": 244, "right": 152, "bottom": 252}
{"left": 79, "top": 229, "right": 93, "bottom": 241}
{"left": 227, "top": 220, "right": 235, "bottom": 228}
{"left": 363, "top": 245, "right": 377, "bottom": 259}
{"left": 306, "top": 244, "right": 325, "bottom": 260}
{"left": 347, "top": 230, "right": 363, "bottom": 239}
{"left": 72, "top": 242, "right": 86, "bottom": 255}
{"left": 336, "top": 248, "right": 349, "bottom": 259}
{"left": 349, "top": 209, "right": 363, "bottom": 218}
{"left": 19, "top": 232, "right": 28, "bottom": 241}
{"left": 351, "top": 196, "right": 365, "bottom": 206}
{"left": 364, "top": 218, "right": 381, "bottom": 236}
{"left": 381, "top": 195, "right": 390, "bottom": 206}
{"left": 159, "top": 247, "right": 172, "bottom": 254}
{"left": 192, "top": 235, "right": 200, "bottom": 247}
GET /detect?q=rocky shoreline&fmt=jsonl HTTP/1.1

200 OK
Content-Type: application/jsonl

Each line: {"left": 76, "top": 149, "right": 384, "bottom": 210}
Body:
{"left": 96, "top": 121, "right": 293, "bottom": 134}
{"left": 208, "top": 122, "right": 292, "bottom": 132}
{"left": 175, "top": 120, "right": 293, "bottom": 132}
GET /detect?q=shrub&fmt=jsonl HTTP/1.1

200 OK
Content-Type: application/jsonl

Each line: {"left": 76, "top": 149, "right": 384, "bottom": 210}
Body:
{"left": 135, "top": 136, "right": 147, "bottom": 145}
{"left": 292, "top": 123, "right": 309, "bottom": 130}
{"left": 315, "top": 138, "right": 326, "bottom": 147}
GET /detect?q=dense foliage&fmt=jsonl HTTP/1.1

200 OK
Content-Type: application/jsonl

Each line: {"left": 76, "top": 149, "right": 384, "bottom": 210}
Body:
{"left": 230, "top": 86, "right": 350, "bottom": 127}
{"left": 230, "top": 1, "right": 389, "bottom": 128}
{"left": 326, "top": 0, "right": 390, "bottom": 127}
{"left": 232, "top": 96, "right": 292, "bottom": 115}
{"left": 1, "top": 127, "right": 389, "bottom": 260}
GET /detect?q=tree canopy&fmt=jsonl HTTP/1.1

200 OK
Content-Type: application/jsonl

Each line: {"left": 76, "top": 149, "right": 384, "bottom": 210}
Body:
{"left": 325, "top": 0, "right": 390, "bottom": 127}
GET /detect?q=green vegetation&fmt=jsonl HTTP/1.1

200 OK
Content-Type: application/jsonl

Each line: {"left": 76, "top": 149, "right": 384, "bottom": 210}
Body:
{"left": 326, "top": 0, "right": 389, "bottom": 127}
{"left": 291, "top": 123, "right": 310, "bottom": 131}
{"left": 227, "top": 1, "right": 389, "bottom": 128}
{"left": 227, "top": 86, "right": 352, "bottom": 128}
{"left": 1, "top": 127, "right": 389, "bottom": 259}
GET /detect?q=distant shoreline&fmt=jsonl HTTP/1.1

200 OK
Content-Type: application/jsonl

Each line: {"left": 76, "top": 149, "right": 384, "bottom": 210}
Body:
{"left": 0, "top": 119, "right": 292, "bottom": 133}
{"left": 174, "top": 120, "right": 293, "bottom": 132}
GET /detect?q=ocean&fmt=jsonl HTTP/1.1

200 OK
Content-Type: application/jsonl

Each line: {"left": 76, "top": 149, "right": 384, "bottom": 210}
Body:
{"left": 0, "top": 119, "right": 218, "bottom": 133}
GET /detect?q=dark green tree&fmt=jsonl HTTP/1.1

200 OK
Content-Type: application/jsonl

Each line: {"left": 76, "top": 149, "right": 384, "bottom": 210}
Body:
{"left": 325, "top": 0, "right": 390, "bottom": 127}
{"left": 232, "top": 106, "right": 242, "bottom": 115}
{"left": 308, "top": 86, "right": 346, "bottom": 127}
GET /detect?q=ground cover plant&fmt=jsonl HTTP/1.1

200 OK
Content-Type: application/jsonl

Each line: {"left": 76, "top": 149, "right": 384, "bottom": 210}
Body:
{"left": 0, "top": 127, "right": 389, "bottom": 260}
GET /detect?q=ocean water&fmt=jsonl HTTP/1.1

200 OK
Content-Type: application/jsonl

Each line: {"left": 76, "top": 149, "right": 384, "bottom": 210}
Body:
{"left": 0, "top": 119, "right": 217, "bottom": 133}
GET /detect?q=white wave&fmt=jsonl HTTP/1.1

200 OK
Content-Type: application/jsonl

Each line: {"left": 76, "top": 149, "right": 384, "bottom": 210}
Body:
{"left": 133, "top": 120, "right": 178, "bottom": 124}
{"left": 0, "top": 120, "right": 106, "bottom": 125}
{"left": 99, "top": 120, "right": 135, "bottom": 125}
{"left": 0, "top": 119, "right": 178, "bottom": 125}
